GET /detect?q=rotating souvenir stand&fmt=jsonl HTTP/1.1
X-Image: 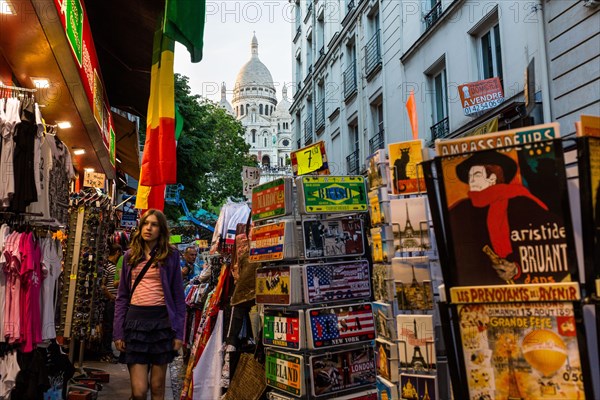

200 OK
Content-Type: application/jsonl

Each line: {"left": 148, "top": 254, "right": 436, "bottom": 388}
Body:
{"left": 253, "top": 175, "right": 377, "bottom": 399}
{"left": 59, "top": 190, "right": 112, "bottom": 370}
{"left": 368, "top": 143, "right": 442, "bottom": 400}
{"left": 422, "top": 129, "right": 594, "bottom": 399}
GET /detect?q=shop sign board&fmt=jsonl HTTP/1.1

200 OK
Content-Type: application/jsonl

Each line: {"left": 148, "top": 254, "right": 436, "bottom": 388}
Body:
{"left": 251, "top": 178, "right": 290, "bottom": 221}
{"left": 302, "top": 218, "right": 365, "bottom": 259}
{"left": 83, "top": 171, "right": 105, "bottom": 188}
{"left": 291, "top": 141, "right": 330, "bottom": 176}
{"left": 458, "top": 77, "right": 504, "bottom": 116}
{"left": 450, "top": 282, "right": 580, "bottom": 304}
{"left": 109, "top": 126, "right": 116, "bottom": 166}
{"left": 54, "top": 0, "right": 113, "bottom": 153}
{"left": 304, "top": 260, "right": 371, "bottom": 304}
{"left": 457, "top": 299, "right": 586, "bottom": 399}
{"left": 242, "top": 166, "right": 261, "bottom": 198}
{"left": 435, "top": 126, "right": 576, "bottom": 287}
{"left": 299, "top": 176, "right": 368, "bottom": 213}
{"left": 263, "top": 309, "right": 304, "bottom": 350}
{"left": 309, "top": 346, "right": 377, "bottom": 397}
{"left": 306, "top": 303, "right": 376, "bottom": 349}
{"left": 265, "top": 349, "right": 304, "bottom": 397}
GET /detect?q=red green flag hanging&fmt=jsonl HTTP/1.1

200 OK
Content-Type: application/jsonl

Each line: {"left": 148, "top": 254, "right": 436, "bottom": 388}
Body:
{"left": 136, "top": 29, "right": 176, "bottom": 211}
{"left": 164, "top": 0, "right": 206, "bottom": 63}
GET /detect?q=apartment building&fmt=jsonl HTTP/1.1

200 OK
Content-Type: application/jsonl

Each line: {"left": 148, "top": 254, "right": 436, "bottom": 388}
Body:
{"left": 291, "top": 0, "right": 556, "bottom": 172}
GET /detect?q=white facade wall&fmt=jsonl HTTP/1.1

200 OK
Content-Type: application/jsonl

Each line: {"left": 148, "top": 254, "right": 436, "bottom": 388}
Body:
{"left": 401, "top": 0, "right": 549, "bottom": 143}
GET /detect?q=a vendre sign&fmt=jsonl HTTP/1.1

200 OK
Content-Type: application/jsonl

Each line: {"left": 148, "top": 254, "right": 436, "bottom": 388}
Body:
{"left": 458, "top": 77, "right": 504, "bottom": 116}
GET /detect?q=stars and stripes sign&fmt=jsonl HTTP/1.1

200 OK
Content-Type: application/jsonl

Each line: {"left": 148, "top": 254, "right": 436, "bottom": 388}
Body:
{"left": 308, "top": 303, "right": 375, "bottom": 348}
{"left": 304, "top": 261, "right": 371, "bottom": 304}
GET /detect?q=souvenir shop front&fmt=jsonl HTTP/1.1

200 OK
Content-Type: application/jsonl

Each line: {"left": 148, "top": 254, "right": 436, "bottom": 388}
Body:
{"left": 0, "top": 1, "right": 157, "bottom": 398}
{"left": 178, "top": 117, "right": 599, "bottom": 400}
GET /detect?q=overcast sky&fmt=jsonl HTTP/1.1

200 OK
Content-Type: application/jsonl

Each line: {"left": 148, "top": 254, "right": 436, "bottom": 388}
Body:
{"left": 174, "top": 1, "right": 294, "bottom": 103}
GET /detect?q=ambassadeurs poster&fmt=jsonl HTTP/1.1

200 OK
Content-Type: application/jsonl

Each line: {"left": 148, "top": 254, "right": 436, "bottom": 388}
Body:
{"left": 450, "top": 284, "right": 586, "bottom": 399}
{"left": 435, "top": 123, "right": 576, "bottom": 287}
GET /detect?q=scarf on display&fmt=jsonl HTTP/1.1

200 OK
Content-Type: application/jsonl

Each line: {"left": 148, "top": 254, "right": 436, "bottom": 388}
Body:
{"left": 468, "top": 183, "right": 548, "bottom": 258}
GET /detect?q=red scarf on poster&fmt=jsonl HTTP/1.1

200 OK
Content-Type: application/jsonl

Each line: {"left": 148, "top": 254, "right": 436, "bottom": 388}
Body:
{"left": 469, "top": 184, "right": 548, "bottom": 258}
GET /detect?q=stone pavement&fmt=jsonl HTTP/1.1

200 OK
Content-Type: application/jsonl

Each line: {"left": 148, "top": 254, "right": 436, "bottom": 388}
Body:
{"left": 76, "top": 360, "right": 181, "bottom": 399}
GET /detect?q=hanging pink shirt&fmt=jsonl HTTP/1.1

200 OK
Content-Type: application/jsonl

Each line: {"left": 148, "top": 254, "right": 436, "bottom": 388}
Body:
{"left": 20, "top": 232, "right": 43, "bottom": 352}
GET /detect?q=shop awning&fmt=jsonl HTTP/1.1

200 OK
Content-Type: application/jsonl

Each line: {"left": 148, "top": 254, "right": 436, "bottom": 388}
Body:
{"left": 83, "top": 0, "right": 165, "bottom": 118}
{"left": 112, "top": 112, "right": 141, "bottom": 180}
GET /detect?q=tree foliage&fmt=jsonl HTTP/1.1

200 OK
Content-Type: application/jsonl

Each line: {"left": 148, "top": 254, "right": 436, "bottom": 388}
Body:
{"left": 164, "top": 74, "right": 254, "bottom": 222}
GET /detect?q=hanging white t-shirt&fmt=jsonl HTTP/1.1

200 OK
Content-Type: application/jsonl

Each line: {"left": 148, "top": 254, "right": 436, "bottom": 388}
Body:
{"left": 26, "top": 134, "right": 53, "bottom": 219}
{"left": 0, "top": 98, "right": 20, "bottom": 207}
{"left": 41, "top": 237, "right": 62, "bottom": 340}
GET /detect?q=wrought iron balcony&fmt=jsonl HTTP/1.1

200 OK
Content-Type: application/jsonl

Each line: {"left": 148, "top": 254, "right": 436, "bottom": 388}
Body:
{"left": 346, "top": 149, "right": 360, "bottom": 175}
{"left": 297, "top": 81, "right": 302, "bottom": 93}
{"left": 315, "top": 99, "right": 325, "bottom": 132}
{"left": 343, "top": 63, "right": 357, "bottom": 99}
{"left": 424, "top": 1, "right": 443, "bottom": 31}
{"left": 365, "top": 29, "right": 382, "bottom": 76}
{"left": 294, "top": 25, "right": 302, "bottom": 43}
{"left": 430, "top": 117, "right": 450, "bottom": 142}
{"left": 304, "top": 115, "right": 314, "bottom": 145}
{"left": 347, "top": 0, "right": 355, "bottom": 13}
{"left": 319, "top": 46, "right": 326, "bottom": 57}
{"left": 305, "top": 4, "right": 313, "bottom": 23}
{"left": 369, "top": 128, "right": 385, "bottom": 154}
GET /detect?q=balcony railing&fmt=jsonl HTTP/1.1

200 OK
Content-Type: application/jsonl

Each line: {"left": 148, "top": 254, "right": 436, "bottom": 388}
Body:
{"left": 346, "top": 149, "right": 360, "bottom": 175}
{"left": 365, "top": 29, "right": 382, "bottom": 76}
{"left": 297, "top": 81, "right": 302, "bottom": 93}
{"left": 304, "top": 115, "right": 314, "bottom": 145}
{"left": 424, "top": 1, "right": 443, "bottom": 31}
{"left": 319, "top": 46, "right": 326, "bottom": 57}
{"left": 369, "top": 127, "right": 385, "bottom": 154}
{"left": 304, "top": 4, "right": 313, "bottom": 23}
{"left": 294, "top": 25, "right": 302, "bottom": 43}
{"left": 430, "top": 117, "right": 450, "bottom": 141}
{"left": 347, "top": 0, "right": 355, "bottom": 13}
{"left": 315, "top": 99, "right": 325, "bottom": 132}
{"left": 343, "top": 63, "right": 357, "bottom": 99}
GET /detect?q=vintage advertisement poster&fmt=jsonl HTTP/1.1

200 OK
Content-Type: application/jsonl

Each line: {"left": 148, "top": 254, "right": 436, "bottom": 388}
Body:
{"left": 256, "top": 266, "right": 296, "bottom": 305}
{"left": 304, "top": 260, "right": 371, "bottom": 304}
{"left": 396, "top": 315, "right": 436, "bottom": 371}
{"left": 389, "top": 197, "right": 431, "bottom": 253}
{"left": 367, "top": 149, "right": 389, "bottom": 190}
{"left": 299, "top": 176, "right": 368, "bottom": 213}
{"left": 393, "top": 257, "right": 434, "bottom": 311}
{"left": 303, "top": 218, "right": 365, "bottom": 259}
{"left": 457, "top": 300, "right": 586, "bottom": 399}
{"left": 437, "top": 126, "right": 576, "bottom": 286}
{"left": 251, "top": 178, "right": 291, "bottom": 222}
{"left": 265, "top": 349, "right": 304, "bottom": 397}
{"left": 307, "top": 303, "right": 376, "bottom": 348}
{"left": 399, "top": 374, "right": 437, "bottom": 400}
{"left": 263, "top": 309, "right": 304, "bottom": 350}
{"left": 309, "top": 346, "right": 377, "bottom": 397}
{"left": 388, "top": 140, "right": 426, "bottom": 195}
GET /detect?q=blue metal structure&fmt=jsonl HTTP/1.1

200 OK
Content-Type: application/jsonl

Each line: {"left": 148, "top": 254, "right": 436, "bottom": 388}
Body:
{"left": 165, "top": 184, "right": 215, "bottom": 233}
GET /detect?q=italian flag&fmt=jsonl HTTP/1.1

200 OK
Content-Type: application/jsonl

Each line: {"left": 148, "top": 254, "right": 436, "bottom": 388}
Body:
{"left": 264, "top": 316, "right": 299, "bottom": 343}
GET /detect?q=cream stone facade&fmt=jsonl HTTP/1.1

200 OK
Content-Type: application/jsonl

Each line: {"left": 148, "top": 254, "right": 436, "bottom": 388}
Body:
{"left": 220, "top": 34, "right": 293, "bottom": 183}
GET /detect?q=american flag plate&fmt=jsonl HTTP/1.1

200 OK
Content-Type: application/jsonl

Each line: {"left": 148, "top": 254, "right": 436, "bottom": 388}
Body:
{"left": 303, "top": 260, "right": 371, "bottom": 305}
{"left": 306, "top": 303, "right": 376, "bottom": 349}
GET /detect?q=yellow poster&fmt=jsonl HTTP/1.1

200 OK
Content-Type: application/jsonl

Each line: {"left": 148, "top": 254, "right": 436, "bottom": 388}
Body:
{"left": 388, "top": 140, "right": 425, "bottom": 195}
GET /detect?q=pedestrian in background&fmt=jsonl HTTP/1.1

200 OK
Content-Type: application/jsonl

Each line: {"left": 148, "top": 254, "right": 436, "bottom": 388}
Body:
{"left": 113, "top": 209, "right": 186, "bottom": 400}
{"left": 100, "top": 244, "right": 122, "bottom": 362}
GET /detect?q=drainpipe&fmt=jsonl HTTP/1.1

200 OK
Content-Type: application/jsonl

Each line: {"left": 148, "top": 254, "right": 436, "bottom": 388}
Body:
{"left": 536, "top": 0, "right": 553, "bottom": 123}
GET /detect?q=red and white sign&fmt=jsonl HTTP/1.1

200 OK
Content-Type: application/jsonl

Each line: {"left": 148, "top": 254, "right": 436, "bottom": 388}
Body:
{"left": 458, "top": 77, "right": 504, "bottom": 116}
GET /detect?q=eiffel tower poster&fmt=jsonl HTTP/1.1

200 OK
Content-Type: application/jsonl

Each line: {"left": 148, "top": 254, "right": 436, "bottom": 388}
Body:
{"left": 396, "top": 314, "right": 436, "bottom": 371}
{"left": 389, "top": 197, "right": 431, "bottom": 252}
{"left": 392, "top": 256, "right": 434, "bottom": 311}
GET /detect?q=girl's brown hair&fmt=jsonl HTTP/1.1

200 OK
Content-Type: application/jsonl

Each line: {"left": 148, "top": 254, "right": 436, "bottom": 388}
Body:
{"left": 128, "top": 209, "right": 172, "bottom": 267}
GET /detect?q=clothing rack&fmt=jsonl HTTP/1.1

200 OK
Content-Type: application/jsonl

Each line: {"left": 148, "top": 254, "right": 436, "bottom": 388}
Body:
{"left": 0, "top": 82, "right": 37, "bottom": 93}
